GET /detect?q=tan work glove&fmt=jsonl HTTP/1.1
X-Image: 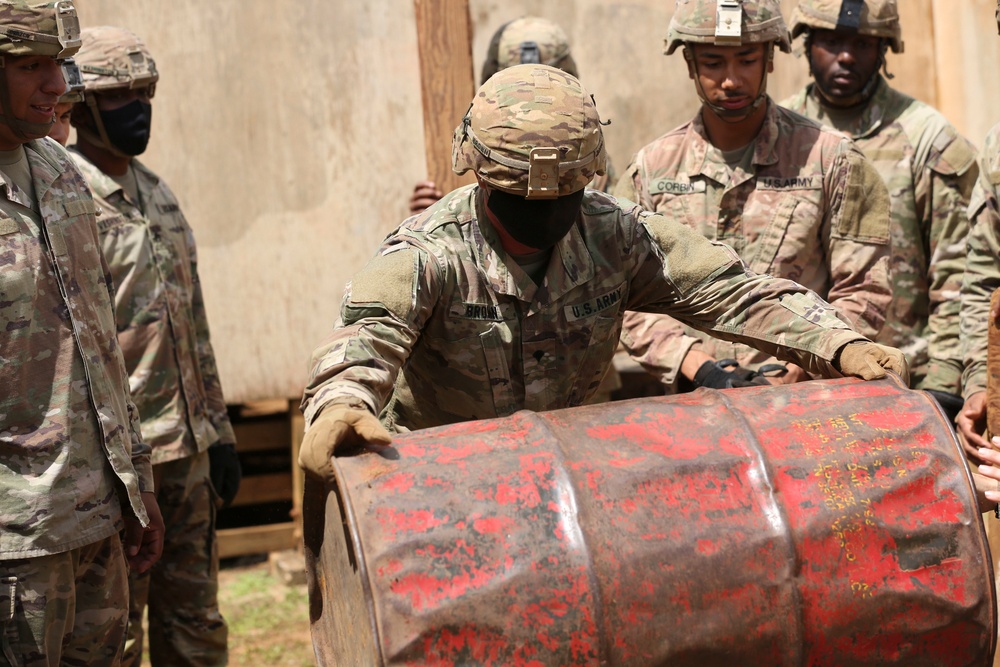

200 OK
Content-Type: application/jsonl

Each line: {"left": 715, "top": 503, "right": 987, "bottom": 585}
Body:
{"left": 298, "top": 403, "right": 392, "bottom": 480}
{"left": 835, "top": 341, "right": 909, "bottom": 385}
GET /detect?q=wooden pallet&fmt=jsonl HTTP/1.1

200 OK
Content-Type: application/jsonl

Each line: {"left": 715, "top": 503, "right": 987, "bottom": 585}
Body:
{"left": 217, "top": 399, "right": 305, "bottom": 559}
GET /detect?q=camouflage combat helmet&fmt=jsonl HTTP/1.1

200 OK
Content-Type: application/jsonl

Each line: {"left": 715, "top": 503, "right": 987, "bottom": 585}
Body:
{"left": 0, "top": 0, "right": 80, "bottom": 139}
{"left": 666, "top": 0, "right": 790, "bottom": 122}
{"left": 481, "top": 17, "right": 578, "bottom": 85}
{"left": 665, "top": 0, "right": 792, "bottom": 55}
{"left": 789, "top": 0, "right": 903, "bottom": 53}
{"left": 73, "top": 26, "right": 157, "bottom": 157}
{"left": 0, "top": 0, "right": 79, "bottom": 58}
{"left": 453, "top": 64, "right": 606, "bottom": 199}
{"left": 75, "top": 25, "right": 158, "bottom": 93}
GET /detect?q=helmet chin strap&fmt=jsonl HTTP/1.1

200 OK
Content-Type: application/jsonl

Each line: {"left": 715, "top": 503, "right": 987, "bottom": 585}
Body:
{"left": 685, "top": 43, "right": 773, "bottom": 124}
{"left": 79, "top": 93, "right": 130, "bottom": 158}
{"left": 808, "top": 34, "right": 887, "bottom": 109}
{"left": 0, "top": 59, "right": 55, "bottom": 140}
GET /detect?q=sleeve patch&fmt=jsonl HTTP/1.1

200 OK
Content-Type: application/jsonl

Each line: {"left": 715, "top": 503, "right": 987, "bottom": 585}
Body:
{"left": 642, "top": 214, "right": 740, "bottom": 294}
{"left": 931, "top": 133, "right": 977, "bottom": 176}
{"left": 778, "top": 292, "right": 852, "bottom": 330}
{"left": 348, "top": 248, "right": 417, "bottom": 321}
{"left": 835, "top": 150, "right": 891, "bottom": 243}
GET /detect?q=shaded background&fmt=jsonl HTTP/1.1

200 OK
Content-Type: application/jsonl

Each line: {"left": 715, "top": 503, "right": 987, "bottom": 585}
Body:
{"left": 75, "top": 0, "right": 1000, "bottom": 403}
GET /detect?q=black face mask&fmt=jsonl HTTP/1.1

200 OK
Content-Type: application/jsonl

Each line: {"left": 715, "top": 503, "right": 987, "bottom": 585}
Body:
{"left": 486, "top": 188, "right": 584, "bottom": 251}
{"left": 98, "top": 100, "right": 152, "bottom": 156}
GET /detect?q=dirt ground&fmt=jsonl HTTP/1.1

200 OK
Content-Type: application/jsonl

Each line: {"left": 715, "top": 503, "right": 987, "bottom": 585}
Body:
{"left": 140, "top": 554, "right": 315, "bottom": 667}
{"left": 218, "top": 556, "right": 315, "bottom": 666}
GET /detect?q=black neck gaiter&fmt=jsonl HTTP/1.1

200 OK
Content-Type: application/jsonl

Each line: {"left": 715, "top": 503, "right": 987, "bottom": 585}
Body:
{"left": 99, "top": 100, "right": 153, "bottom": 156}
{"left": 486, "top": 188, "right": 584, "bottom": 251}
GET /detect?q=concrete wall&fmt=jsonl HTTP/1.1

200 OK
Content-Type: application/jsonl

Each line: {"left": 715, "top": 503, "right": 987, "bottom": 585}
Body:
{"left": 74, "top": 0, "right": 1000, "bottom": 402}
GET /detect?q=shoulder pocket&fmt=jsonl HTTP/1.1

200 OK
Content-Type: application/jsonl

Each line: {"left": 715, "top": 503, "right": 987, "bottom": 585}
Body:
{"left": 929, "top": 133, "right": 977, "bottom": 177}
{"left": 641, "top": 213, "right": 740, "bottom": 295}
{"left": 834, "top": 150, "right": 890, "bottom": 243}
{"left": 346, "top": 247, "right": 418, "bottom": 323}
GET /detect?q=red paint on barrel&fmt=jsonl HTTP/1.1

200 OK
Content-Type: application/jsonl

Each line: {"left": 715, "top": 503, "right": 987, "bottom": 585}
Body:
{"left": 381, "top": 471, "right": 415, "bottom": 495}
{"left": 472, "top": 516, "right": 515, "bottom": 536}
{"left": 375, "top": 506, "right": 449, "bottom": 538}
{"left": 307, "top": 377, "right": 995, "bottom": 666}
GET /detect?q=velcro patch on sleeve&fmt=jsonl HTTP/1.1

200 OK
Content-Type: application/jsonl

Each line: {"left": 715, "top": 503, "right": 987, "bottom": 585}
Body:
{"left": 348, "top": 247, "right": 417, "bottom": 321}
{"left": 641, "top": 214, "right": 739, "bottom": 295}
{"left": 931, "top": 132, "right": 977, "bottom": 176}
{"left": 835, "top": 150, "right": 890, "bottom": 243}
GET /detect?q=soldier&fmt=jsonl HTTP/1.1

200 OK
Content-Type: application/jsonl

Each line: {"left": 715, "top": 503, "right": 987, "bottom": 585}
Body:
{"left": 298, "top": 63, "right": 906, "bottom": 477}
{"left": 68, "top": 26, "right": 239, "bottom": 667}
{"left": 45, "top": 57, "right": 78, "bottom": 146}
{"left": 409, "top": 16, "right": 615, "bottom": 215}
{"left": 957, "top": 4, "right": 1000, "bottom": 458}
{"left": 614, "top": 0, "right": 893, "bottom": 392}
{"left": 782, "top": 0, "right": 977, "bottom": 422}
{"left": 0, "top": 2, "right": 163, "bottom": 665}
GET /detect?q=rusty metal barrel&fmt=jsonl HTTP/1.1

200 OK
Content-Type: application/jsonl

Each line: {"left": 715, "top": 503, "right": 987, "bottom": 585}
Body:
{"left": 303, "top": 376, "right": 996, "bottom": 666}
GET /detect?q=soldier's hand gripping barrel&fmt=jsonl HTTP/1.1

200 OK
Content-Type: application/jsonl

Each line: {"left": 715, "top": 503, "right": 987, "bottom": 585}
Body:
{"left": 304, "top": 376, "right": 995, "bottom": 666}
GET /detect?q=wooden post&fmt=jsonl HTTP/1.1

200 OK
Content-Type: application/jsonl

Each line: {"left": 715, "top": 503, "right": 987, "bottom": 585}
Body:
{"left": 413, "top": 0, "right": 477, "bottom": 193}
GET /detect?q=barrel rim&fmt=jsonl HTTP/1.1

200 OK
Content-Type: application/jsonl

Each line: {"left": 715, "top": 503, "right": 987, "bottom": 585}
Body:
{"left": 921, "top": 385, "right": 999, "bottom": 660}
{"left": 332, "top": 461, "right": 387, "bottom": 666}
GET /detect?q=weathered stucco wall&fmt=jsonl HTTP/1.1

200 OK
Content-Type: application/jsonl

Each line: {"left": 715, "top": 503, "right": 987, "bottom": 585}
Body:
{"left": 74, "top": 0, "right": 1000, "bottom": 402}
{"left": 76, "top": 0, "right": 428, "bottom": 402}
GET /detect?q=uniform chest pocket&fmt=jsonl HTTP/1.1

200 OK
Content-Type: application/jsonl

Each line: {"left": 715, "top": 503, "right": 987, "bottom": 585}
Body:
{"left": 420, "top": 304, "right": 518, "bottom": 415}
{"left": 747, "top": 188, "right": 823, "bottom": 276}
{"left": 428, "top": 301, "right": 514, "bottom": 342}
{"left": 649, "top": 189, "right": 703, "bottom": 232}
{"left": 569, "top": 315, "right": 621, "bottom": 406}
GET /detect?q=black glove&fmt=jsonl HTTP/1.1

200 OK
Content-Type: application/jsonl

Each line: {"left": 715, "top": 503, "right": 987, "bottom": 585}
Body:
{"left": 925, "top": 390, "right": 964, "bottom": 424}
{"left": 693, "top": 359, "right": 768, "bottom": 389}
{"left": 208, "top": 443, "right": 242, "bottom": 509}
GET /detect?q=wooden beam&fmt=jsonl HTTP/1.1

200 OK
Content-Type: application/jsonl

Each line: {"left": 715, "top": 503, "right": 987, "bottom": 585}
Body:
{"left": 218, "top": 523, "right": 297, "bottom": 559}
{"left": 232, "top": 417, "right": 289, "bottom": 453}
{"left": 230, "top": 472, "right": 292, "bottom": 507}
{"left": 413, "top": 0, "right": 477, "bottom": 193}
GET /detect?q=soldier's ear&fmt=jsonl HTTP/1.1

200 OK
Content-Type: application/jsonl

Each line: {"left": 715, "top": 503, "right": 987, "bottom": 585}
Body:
{"left": 682, "top": 47, "right": 696, "bottom": 80}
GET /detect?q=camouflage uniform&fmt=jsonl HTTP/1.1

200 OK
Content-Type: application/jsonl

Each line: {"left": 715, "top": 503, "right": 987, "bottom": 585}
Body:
{"left": 610, "top": 0, "right": 892, "bottom": 391}
{"left": 0, "top": 136, "right": 152, "bottom": 550}
{"left": 782, "top": 80, "right": 975, "bottom": 393}
{"left": 961, "top": 123, "right": 1000, "bottom": 399}
{"left": 303, "top": 64, "right": 877, "bottom": 430}
{"left": 304, "top": 183, "right": 871, "bottom": 430}
{"left": 783, "top": 0, "right": 976, "bottom": 394}
{"left": 614, "top": 102, "right": 893, "bottom": 388}
{"left": 70, "top": 26, "right": 231, "bottom": 667}
{"left": 300, "top": 65, "right": 905, "bottom": 483}
{"left": 0, "top": 5, "right": 153, "bottom": 663}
